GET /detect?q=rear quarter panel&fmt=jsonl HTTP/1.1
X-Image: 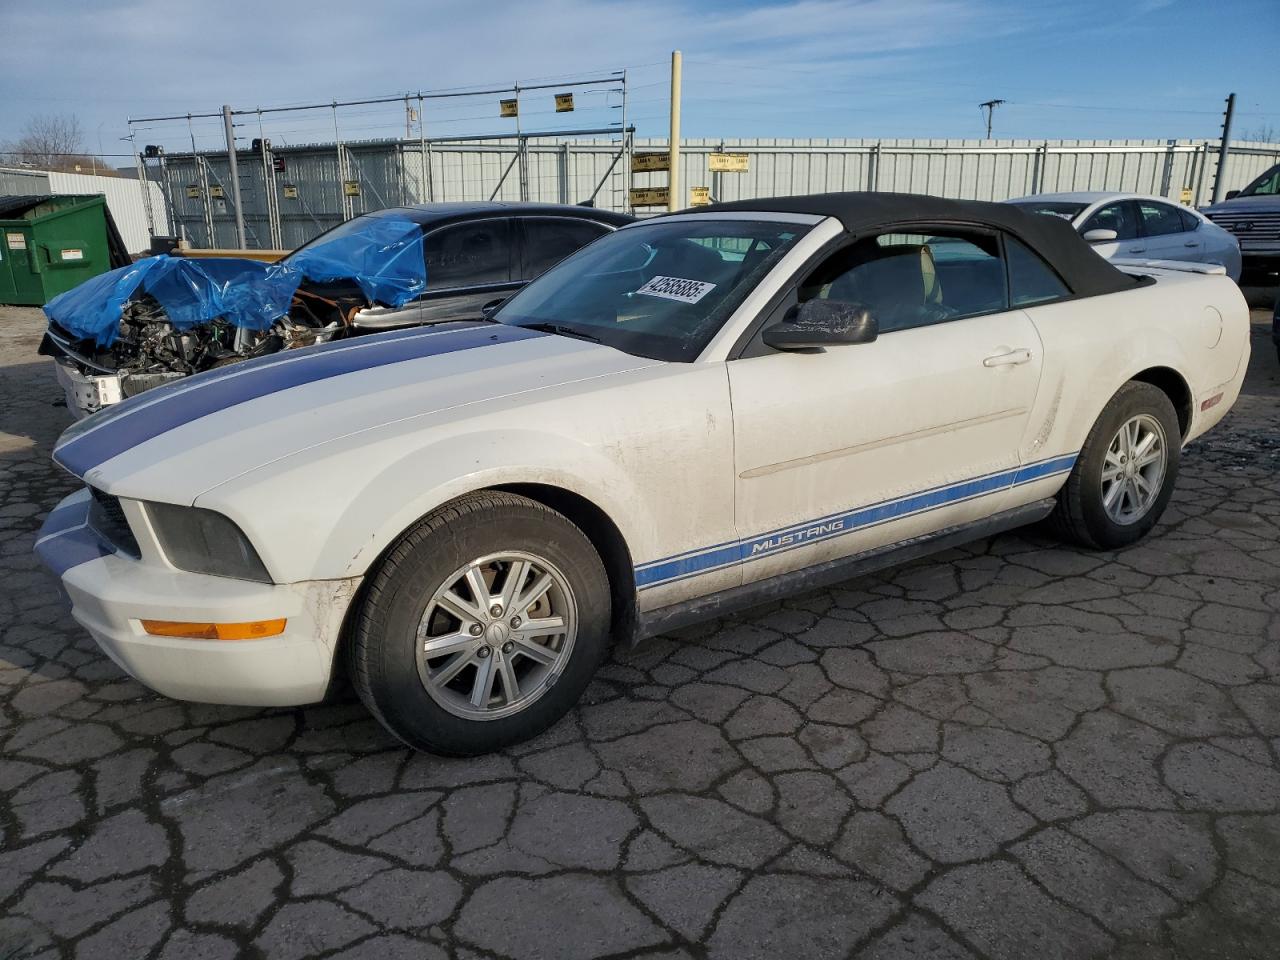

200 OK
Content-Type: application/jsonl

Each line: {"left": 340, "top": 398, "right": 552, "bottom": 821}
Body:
{"left": 1018, "top": 272, "right": 1249, "bottom": 471}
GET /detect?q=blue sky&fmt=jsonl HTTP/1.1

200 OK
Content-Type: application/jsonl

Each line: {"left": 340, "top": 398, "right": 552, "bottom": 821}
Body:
{"left": 1, "top": 0, "right": 1276, "bottom": 160}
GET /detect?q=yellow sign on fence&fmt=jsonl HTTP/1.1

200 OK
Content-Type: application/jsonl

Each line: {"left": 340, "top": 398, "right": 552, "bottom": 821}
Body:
{"left": 689, "top": 186, "right": 711, "bottom": 206}
{"left": 283, "top": 184, "right": 299, "bottom": 199}
{"left": 632, "top": 152, "right": 671, "bottom": 173}
{"left": 555, "top": 93, "right": 574, "bottom": 113}
{"left": 343, "top": 180, "right": 361, "bottom": 197}
{"left": 708, "top": 152, "right": 749, "bottom": 173}
{"left": 630, "top": 187, "right": 671, "bottom": 207}
{"left": 500, "top": 99, "right": 519, "bottom": 118}
{"left": 210, "top": 184, "right": 224, "bottom": 199}
{"left": 185, "top": 185, "right": 199, "bottom": 199}
{"left": 1179, "top": 187, "right": 1193, "bottom": 205}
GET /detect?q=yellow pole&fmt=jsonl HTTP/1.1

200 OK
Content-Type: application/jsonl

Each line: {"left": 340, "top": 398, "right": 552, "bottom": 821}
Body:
{"left": 669, "top": 50, "right": 682, "bottom": 212}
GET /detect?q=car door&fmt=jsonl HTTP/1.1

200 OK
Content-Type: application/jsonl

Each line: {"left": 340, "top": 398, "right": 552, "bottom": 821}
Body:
{"left": 518, "top": 217, "right": 613, "bottom": 281}
{"left": 1136, "top": 200, "right": 1198, "bottom": 262}
{"left": 1080, "top": 200, "right": 1145, "bottom": 260}
{"left": 727, "top": 226, "right": 1045, "bottom": 587}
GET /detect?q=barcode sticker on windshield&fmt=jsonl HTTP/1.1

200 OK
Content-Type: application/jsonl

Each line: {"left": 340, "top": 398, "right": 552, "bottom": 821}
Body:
{"left": 636, "top": 275, "right": 716, "bottom": 304}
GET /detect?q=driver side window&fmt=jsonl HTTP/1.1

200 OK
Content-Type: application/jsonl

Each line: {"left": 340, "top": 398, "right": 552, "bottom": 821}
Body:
{"left": 1082, "top": 202, "right": 1139, "bottom": 241}
{"left": 799, "top": 229, "right": 1008, "bottom": 334}
{"left": 1243, "top": 165, "right": 1280, "bottom": 197}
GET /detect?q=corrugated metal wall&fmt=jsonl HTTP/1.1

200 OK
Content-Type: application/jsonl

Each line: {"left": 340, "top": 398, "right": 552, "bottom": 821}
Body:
{"left": 155, "top": 138, "right": 1280, "bottom": 250}
{"left": 0, "top": 167, "right": 51, "bottom": 197}
{"left": 641, "top": 139, "right": 1280, "bottom": 209}
{"left": 46, "top": 171, "right": 169, "bottom": 252}
{"left": 0, "top": 166, "right": 168, "bottom": 253}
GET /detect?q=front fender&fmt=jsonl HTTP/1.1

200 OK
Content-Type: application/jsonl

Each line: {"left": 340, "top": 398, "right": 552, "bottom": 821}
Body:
{"left": 197, "top": 424, "right": 657, "bottom": 585}
{"left": 324, "top": 429, "right": 650, "bottom": 580}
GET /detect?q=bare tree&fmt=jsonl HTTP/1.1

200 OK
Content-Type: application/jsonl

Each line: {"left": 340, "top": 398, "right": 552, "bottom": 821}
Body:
{"left": 1242, "top": 123, "right": 1278, "bottom": 144}
{"left": 1, "top": 114, "right": 113, "bottom": 174}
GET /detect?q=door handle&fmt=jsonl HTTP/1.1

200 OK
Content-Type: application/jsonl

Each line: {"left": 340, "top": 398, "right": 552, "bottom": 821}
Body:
{"left": 1127, "top": 246, "right": 1147, "bottom": 253}
{"left": 983, "top": 348, "right": 1033, "bottom": 367}
{"left": 1184, "top": 241, "right": 1200, "bottom": 247}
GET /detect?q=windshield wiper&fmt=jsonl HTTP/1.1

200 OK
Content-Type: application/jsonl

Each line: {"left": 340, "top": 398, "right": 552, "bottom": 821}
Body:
{"left": 518, "top": 321, "right": 602, "bottom": 344}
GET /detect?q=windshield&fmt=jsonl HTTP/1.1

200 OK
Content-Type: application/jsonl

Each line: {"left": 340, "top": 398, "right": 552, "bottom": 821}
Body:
{"left": 1239, "top": 164, "right": 1280, "bottom": 197}
{"left": 493, "top": 218, "right": 809, "bottom": 361}
{"left": 1006, "top": 200, "right": 1088, "bottom": 222}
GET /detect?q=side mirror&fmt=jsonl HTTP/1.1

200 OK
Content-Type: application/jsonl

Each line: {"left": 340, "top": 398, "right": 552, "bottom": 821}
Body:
{"left": 1082, "top": 228, "right": 1118, "bottom": 243}
{"left": 481, "top": 297, "right": 508, "bottom": 317}
{"left": 1225, "top": 190, "right": 1240, "bottom": 200}
{"left": 762, "top": 300, "right": 879, "bottom": 351}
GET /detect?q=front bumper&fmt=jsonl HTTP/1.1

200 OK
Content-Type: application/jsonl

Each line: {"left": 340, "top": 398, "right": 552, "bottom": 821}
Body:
{"left": 1239, "top": 253, "right": 1280, "bottom": 285}
{"left": 35, "top": 489, "right": 360, "bottom": 706}
{"left": 52, "top": 357, "right": 123, "bottom": 420}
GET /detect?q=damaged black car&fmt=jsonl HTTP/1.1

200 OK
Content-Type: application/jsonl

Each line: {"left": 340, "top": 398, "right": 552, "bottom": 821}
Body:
{"left": 39, "top": 202, "right": 631, "bottom": 417}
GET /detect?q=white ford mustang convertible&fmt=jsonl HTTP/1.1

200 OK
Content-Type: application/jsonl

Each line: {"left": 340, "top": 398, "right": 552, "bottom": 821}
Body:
{"left": 37, "top": 192, "right": 1250, "bottom": 755}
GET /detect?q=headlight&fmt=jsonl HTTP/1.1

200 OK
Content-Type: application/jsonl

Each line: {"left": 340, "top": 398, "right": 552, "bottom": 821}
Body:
{"left": 145, "top": 502, "right": 272, "bottom": 583}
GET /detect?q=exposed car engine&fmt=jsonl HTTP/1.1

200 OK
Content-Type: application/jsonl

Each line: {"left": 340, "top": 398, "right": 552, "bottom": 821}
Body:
{"left": 40, "top": 284, "right": 365, "bottom": 414}
{"left": 39, "top": 212, "right": 430, "bottom": 417}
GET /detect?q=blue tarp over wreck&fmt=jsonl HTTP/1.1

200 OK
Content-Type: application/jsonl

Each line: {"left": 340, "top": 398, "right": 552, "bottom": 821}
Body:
{"left": 43, "top": 215, "right": 427, "bottom": 347}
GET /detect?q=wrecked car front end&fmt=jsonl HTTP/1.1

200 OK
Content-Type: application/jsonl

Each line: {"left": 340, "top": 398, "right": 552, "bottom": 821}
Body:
{"left": 40, "top": 215, "right": 427, "bottom": 417}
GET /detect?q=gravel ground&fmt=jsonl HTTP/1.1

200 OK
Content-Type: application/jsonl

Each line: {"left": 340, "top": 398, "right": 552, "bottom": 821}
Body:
{"left": 2, "top": 300, "right": 1279, "bottom": 960}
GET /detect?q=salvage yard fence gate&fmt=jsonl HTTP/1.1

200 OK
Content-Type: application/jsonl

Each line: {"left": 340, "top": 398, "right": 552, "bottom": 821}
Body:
{"left": 151, "top": 136, "right": 1280, "bottom": 251}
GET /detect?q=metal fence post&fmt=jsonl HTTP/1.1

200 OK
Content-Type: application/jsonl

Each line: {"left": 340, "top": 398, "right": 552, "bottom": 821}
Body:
{"left": 868, "top": 142, "right": 880, "bottom": 192}
{"left": 1211, "top": 93, "right": 1236, "bottom": 204}
{"left": 134, "top": 151, "right": 156, "bottom": 238}
{"left": 560, "top": 141, "right": 570, "bottom": 204}
{"left": 1193, "top": 141, "right": 1209, "bottom": 206}
{"left": 417, "top": 95, "right": 429, "bottom": 204}
{"left": 518, "top": 136, "right": 530, "bottom": 202}
{"left": 222, "top": 104, "right": 246, "bottom": 248}
{"left": 1159, "top": 139, "right": 1176, "bottom": 197}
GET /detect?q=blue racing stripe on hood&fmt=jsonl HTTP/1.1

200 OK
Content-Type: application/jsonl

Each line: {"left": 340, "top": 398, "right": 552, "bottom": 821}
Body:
{"left": 54, "top": 323, "right": 545, "bottom": 477}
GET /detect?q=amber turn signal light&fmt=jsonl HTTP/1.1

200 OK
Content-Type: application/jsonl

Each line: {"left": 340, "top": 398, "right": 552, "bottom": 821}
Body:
{"left": 140, "top": 619, "right": 287, "bottom": 640}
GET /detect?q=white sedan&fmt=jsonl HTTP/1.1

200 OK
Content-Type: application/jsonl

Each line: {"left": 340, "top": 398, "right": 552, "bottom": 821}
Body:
{"left": 1005, "top": 191, "right": 1242, "bottom": 281}
{"left": 36, "top": 192, "right": 1250, "bottom": 755}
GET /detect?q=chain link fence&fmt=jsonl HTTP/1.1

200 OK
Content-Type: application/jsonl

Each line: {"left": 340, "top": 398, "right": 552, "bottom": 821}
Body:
{"left": 151, "top": 135, "right": 1280, "bottom": 250}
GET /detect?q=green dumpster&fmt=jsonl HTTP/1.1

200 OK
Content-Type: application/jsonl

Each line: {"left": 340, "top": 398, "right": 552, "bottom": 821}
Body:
{"left": 0, "top": 195, "right": 113, "bottom": 306}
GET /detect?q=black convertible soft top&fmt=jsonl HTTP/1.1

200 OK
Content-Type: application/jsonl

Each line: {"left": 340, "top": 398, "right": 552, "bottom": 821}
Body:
{"left": 681, "top": 191, "right": 1139, "bottom": 298}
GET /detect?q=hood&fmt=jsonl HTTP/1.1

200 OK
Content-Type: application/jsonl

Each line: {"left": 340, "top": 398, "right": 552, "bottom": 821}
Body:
{"left": 53, "top": 322, "right": 659, "bottom": 500}
{"left": 1203, "top": 196, "right": 1280, "bottom": 215}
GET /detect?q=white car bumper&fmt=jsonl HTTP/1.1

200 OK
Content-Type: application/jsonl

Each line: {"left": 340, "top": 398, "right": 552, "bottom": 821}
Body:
{"left": 35, "top": 490, "right": 359, "bottom": 706}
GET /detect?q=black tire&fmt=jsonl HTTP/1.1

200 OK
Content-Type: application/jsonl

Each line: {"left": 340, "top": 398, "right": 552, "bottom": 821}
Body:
{"left": 1047, "top": 381, "right": 1181, "bottom": 550}
{"left": 350, "top": 491, "right": 610, "bottom": 756}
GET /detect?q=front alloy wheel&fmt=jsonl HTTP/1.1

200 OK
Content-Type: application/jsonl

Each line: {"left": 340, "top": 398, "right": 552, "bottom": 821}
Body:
{"left": 350, "top": 491, "right": 610, "bottom": 756}
{"left": 417, "top": 552, "right": 577, "bottom": 721}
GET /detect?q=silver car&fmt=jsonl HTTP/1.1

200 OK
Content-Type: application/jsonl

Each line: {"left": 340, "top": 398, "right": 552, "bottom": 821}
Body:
{"left": 1006, "top": 191, "right": 1242, "bottom": 281}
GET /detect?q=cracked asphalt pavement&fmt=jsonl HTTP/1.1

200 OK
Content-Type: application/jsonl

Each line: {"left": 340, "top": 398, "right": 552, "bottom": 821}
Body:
{"left": 2, "top": 301, "right": 1279, "bottom": 960}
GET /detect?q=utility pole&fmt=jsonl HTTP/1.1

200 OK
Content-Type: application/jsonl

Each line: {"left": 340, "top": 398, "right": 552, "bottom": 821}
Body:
{"left": 980, "top": 99, "right": 1005, "bottom": 139}
{"left": 222, "top": 104, "right": 246, "bottom": 248}
{"left": 668, "top": 50, "right": 682, "bottom": 212}
{"left": 1211, "top": 92, "right": 1236, "bottom": 204}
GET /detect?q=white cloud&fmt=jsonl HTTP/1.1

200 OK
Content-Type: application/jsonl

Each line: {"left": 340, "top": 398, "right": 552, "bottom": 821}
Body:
{"left": 0, "top": 0, "right": 1126, "bottom": 147}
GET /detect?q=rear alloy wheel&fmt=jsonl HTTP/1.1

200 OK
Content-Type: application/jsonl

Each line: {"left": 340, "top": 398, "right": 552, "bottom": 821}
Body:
{"left": 351, "top": 492, "right": 610, "bottom": 756}
{"left": 1048, "top": 381, "right": 1181, "bottom": 549}
{"left": 1099, "top": 413, "right": 1168, "bottom": 526}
